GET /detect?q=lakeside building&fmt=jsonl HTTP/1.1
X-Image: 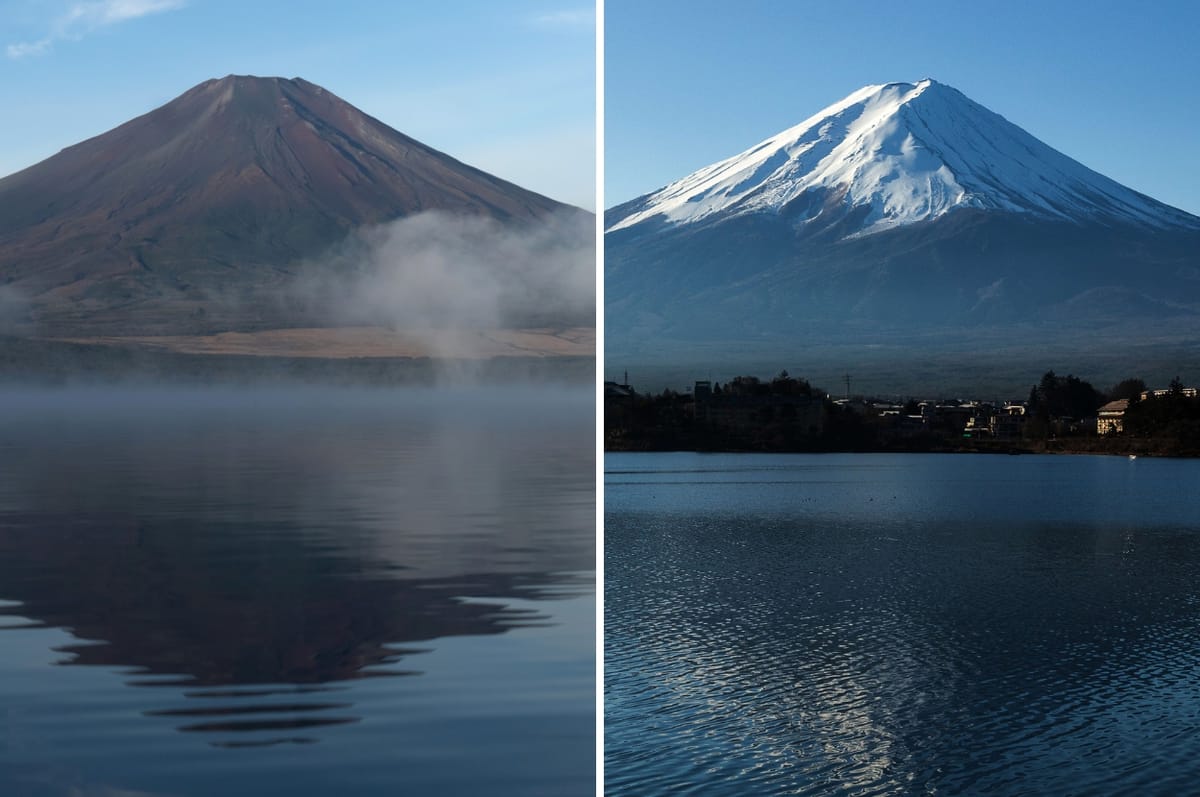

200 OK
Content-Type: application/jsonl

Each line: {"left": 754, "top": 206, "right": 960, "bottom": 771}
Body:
{"left": 990, "top": 404, "right": 1026, "bottom": 440}
{"left": 963, "top": 415, "right": 990, "bottom": 438}
{"left": 1140, "top": 387, "right": 1198, "bottom": 400}
{"left": 1097, "top": 399, "right": 1130, "bottom": 435}
{"left": 876, "top": 409, "right": 929, "bottom": 441}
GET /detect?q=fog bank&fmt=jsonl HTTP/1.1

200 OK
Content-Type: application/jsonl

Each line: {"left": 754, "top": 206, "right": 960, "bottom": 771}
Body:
{"left": 291, "top": 210, "right": 595, "bottom": 358}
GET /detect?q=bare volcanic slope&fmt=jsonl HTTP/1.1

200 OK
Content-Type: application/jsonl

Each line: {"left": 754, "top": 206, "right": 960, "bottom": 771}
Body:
{"left": 606, "top": 80, "right": 1200, "bottom": 368}
{"left": 0, "top": 75, "right": 587, "bottom": 337}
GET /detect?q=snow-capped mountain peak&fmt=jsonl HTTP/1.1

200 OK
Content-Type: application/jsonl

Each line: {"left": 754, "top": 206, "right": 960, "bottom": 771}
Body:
{"left": 607, "top": 79, "right": 1199, "bottom": 236}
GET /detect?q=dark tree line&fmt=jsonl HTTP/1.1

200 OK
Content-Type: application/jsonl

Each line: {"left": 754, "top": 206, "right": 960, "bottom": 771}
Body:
{"left": 1028, "top": 371, "right": 1105, "bottom": 421}
{"left": 717, "top": 371, "right": 816, "bottom": 397}
{"left": 608, "top": 368, "right": 1199, "bottom": 455}
{"left": 1108, "top": 378, "right": 1146, "bottom": 402}
{"left": 1123, "top": 377, "right": 1200, "bottom": 447}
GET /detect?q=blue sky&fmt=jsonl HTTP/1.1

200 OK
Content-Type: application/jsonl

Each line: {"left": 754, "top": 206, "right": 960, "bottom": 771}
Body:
{"left": 0, "top": 0, "right": 596, "bottom": 209}
{"left": 605, "top": 0, "right": 1200, "bottom": 215}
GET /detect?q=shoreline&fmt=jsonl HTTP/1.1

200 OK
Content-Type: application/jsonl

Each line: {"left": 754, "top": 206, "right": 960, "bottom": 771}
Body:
{"left": 605, "top": 440, "right": 1200, "bottom": 458}
{"left": 0, "top": 335, "right": 594, "bottom": 387}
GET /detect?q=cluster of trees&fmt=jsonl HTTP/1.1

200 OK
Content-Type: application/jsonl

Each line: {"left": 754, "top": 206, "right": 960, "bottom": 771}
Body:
{"left": 1024, "top": 371, "right": 1197, "bottom": 426}
{"left": 606, "top": 371, "right": 837, "bottom": 451}
{"left": 709, "top": 371, "right": 817, "bottom": 397}
{"left": 1122, "top": 377, "right": 1200, "bottom": 446}
{"left": 1108, "top": 377, "right": 1147, "bottom": 402}
{"left": 1020, "top": 371, "right": 1199, "bottom": 453}
{"left": 1027, "top": 371, "right": 1105, "bottom": 421}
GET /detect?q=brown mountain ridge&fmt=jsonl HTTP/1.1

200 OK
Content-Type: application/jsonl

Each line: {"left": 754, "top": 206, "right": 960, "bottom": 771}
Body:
{"left": 0, "top": 75, "right": 590, "bottom": 339}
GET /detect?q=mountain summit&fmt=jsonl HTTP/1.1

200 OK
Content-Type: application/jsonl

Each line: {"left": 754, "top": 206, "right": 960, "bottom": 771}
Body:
{"left": 609, "top": 79, "right": 1199, "bottom": 239}
{"left": 0, "top": 75, "right": 586, "bottom": 335}
{"left": 606, "top": 80, "right": 1200, "bottom": 383}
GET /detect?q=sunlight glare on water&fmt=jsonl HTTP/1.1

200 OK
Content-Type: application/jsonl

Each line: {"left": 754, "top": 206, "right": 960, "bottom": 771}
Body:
{"left": 606, "top": 452, "right": 1200, "bottom": 796}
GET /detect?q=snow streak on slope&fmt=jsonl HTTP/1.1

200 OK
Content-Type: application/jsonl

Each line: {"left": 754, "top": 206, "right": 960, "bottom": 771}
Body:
{"left": 608, "top": 80, "right": 1199, "bottom": 237}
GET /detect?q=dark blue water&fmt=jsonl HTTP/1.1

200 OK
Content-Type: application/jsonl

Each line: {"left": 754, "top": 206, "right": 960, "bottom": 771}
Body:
{"left": 605, "top": 452, "right": 1200, "bottom": 796}
{"left": 0, "top": 386, "right": 594, "bottom": 797}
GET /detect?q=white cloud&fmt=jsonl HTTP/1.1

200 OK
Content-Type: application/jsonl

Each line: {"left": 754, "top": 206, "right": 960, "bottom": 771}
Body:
{"left": 7, "top": 0, "right": 186, "bottom": 59}
{"left": 528, "top": 8, "right": 594, "bottom": 29}
{"left": 88, "top": 0, "right": 186, "bottom": 23}
{"left": 6, "top": 38, "right": 52, "bottom": 59}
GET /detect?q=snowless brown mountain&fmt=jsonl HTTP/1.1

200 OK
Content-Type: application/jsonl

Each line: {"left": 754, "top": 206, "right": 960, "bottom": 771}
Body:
{"left": 0, "top": 75, "right": 589, "bottom": 337}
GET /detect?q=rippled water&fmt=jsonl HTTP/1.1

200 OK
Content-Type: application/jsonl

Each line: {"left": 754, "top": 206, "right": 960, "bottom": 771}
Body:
{"left": 0, "top": 386, "right": 594, "bottom": 797}
{"left": 605, "top": 452, "right": 1200, "bottom": 796}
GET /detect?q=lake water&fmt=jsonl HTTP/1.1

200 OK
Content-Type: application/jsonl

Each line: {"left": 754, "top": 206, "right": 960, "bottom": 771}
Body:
{"left": 606, "top": 452, "right": 1200, "bottom": 796}
{"left": 0, "top": 386, "right": 595, "bottom": 797}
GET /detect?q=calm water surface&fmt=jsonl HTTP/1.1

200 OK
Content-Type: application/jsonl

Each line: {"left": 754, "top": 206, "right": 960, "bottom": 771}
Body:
{"left": 0, "top": 386, "right": 594, "bottom": 797}
{"left": 606, "top": 452, "right": 1200, "bottom": 796}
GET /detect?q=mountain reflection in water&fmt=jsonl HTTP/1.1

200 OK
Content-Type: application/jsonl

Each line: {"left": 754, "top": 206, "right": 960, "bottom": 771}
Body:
{"left": 0, "top": 513, "right": 583, "bottom": 744}
{"left": 0, "top": 386, "right": 594, "bottom": 785}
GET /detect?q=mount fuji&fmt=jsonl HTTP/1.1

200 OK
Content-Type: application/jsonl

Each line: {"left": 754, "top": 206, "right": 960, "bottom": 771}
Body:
{"left": 606, "top": 80, "right": 1200, "bottom": 390}
{"left": 0, "top": 75, "right": 591, "bottom": 338}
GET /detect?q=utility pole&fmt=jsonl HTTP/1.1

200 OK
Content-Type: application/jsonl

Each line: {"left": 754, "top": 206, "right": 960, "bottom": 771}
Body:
{"left": 843, "top": 373, "right": 851, "bottom": 400}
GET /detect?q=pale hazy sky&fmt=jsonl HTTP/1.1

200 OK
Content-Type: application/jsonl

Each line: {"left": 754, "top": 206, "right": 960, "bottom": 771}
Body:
{"left": 605, "top": 0, "right": 1200, "bottom": 215}
{"left": 0, "top": 0, "right": 597, "bottom": 210}
{"left": 5, "top": 2, "right": 1199, "bottom": 218}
